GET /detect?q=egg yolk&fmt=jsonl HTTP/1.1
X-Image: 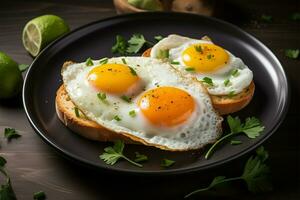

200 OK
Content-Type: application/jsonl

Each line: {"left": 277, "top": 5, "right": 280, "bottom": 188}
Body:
{"left": 87, "top": 64, "right": 139, "bottom": 94}
{"left": 138, "top": 87, "right": 195, "bottom": 127}
{"left": 182, "top": 43, "right": 229, "bottom": 73}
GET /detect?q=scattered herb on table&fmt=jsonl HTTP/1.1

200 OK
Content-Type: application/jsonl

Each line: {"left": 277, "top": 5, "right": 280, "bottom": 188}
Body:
{"left": 205, "top": 116, "right": 264, "bottom": 159}
{"left": 99, "top": 140, "right": 142, "bottom": 167}
{"left": 185, "top": 146, "right": 272, "bottom": 198}
{"left": 4, "top": 128, "right": 21, "bottom": 141}
{"left": 33, "top": 191, "right": 46, "bottom": 200}
{"left": 285, "top": 49, "right": 299, "bottom": 59}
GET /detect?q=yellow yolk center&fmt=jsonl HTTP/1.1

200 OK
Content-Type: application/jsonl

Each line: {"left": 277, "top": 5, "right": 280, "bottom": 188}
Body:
{"left": 182, "top": 43, "right": 229, "bottom": 73}
{"left": 138, "top": 87, "right": 195, "bottom": 127}
{"left": 87, "top": 64, "right": 139, "bottom": 94}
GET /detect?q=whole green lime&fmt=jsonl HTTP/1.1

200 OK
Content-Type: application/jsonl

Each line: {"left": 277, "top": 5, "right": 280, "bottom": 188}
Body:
{"left": 0, "top": 52, "right": 23, "bottom": 99}
{"left": 22, "top": 15, "right": 70, "bottom": 57}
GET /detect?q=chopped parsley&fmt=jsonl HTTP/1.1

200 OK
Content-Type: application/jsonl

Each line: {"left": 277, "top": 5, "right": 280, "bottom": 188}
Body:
{"left": 99, "top": 140, "right": 142, "bottom": 167}
{"left": 121, "top": 95, "right": 131, "bottom": 103}
{"left": 85, "top": 57, "right": 93, "bottom": 66}
{"left": 171, "top": 61, "right": 180, "bottom": 65}
{"left": 122, "top": 58, "right": 127, "bottom": 64}
{"left": 201, "top": 77, "right": 214, "bottom": 86}
{"left": 113, "top": 115, "right": 122, "bottom": 121}
{"left": 134, "top": 152, "right": 148, "bottom": 163}
{"left": 207, "top": 54, "right": 212, "bottom": 59}
{"left": 128, "top": 66, "right": 137, "bottom": 76}
{"left": 185, "top": 67, "right": 195, "bottom": 72}
{"left": 4, "top": 128, "right": 21, "bottom": 140}
{"left": 112, "top": 35, "right": 128, "bottom": 55}
{"left": 33, "top": 191, "right": 46, "bottom": 200}
{"left": 18, "top": 64, "right": 29, "bottom": 72}
{"left": 285, "top": 49, "right": 299, "bottom": 59}
{"left": 194, "top": 45, "right": 203, "bottom": 53}
{"left": 224, "top": 79, "right": 231, "bottom": 86}
{"left": 157, "top": 49, "right": 169, "bottom": 59}
{"left": 161, "top": 159, "right": 175, "bottom": 168}
{"left": 261, "top": 14, "right": 273, "bottom": 22}
{"left": 228, "top": 91, "right": 236, "bottom": 98}
{"left": 127, "top": 34, "right": 153, "bottom": 54}
{"left": 231, "top": 69, "right": 239, "bottom": 77}
{"left": 129, "top": 110, "right": 136, "bottom": 117}
{"left": 99, "top": 57, "right": 108, "bottom": 65}
{"left": 74, "top": 107, "right": 80, "bottom": 118}
{"left": 230, "top": 140, "right": 242, "bottom": 145}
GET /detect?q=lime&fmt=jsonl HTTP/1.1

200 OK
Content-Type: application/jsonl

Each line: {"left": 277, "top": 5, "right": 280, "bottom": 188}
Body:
{"left": 0, "top": 52, "right": 23, "bottom": 99}
{"left": 22, "top": 15, "right": 70, "bottom": 57}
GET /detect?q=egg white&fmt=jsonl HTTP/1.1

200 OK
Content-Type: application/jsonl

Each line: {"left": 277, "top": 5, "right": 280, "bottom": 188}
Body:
{"left": 62, "top": 57, "right": 222, "bottom": 151}
{"left": 151, "top": 34, "right": 253, "bottom": 96}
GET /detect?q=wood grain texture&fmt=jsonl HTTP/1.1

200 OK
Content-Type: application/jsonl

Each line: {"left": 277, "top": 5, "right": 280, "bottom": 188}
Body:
{"left": 0, "top": 0, "right": 299, "bottom": 199}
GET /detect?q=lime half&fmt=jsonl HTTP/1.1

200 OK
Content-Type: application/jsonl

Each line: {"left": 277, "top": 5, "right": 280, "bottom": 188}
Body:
{"left": 22, "top": 15, "right": 70, "bottom": 57}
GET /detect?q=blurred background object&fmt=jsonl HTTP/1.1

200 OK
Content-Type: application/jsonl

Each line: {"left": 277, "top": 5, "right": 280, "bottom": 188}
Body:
{"left": 114, "top": 0, "right": 215, "bottom": 16}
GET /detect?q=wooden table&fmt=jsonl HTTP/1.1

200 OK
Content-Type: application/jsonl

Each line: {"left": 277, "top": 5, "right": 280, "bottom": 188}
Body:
{"left": 0, "top": 0, "right": 299, "bottom": 199}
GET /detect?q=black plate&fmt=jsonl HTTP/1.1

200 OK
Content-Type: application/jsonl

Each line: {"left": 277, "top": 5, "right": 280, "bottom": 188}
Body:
{"left": 23, "top": 12, "right": 289, "bottom": 175}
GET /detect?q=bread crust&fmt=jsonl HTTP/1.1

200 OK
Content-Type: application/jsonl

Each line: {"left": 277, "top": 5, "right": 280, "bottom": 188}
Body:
{"left": 142, "top": 47, "right": 255, "bottom": 115}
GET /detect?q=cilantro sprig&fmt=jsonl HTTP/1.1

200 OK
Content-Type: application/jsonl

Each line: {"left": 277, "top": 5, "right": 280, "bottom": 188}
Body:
{"left": 285, "top": 49, "right": 299, "bottom": 59}
{"left": 205, "top": 116, "right": 264, "bottom": 159}
{"left": 99, "top": 140, "right": 143, "bottom": 167}
{"left": 4, "top": 128, "right": 21, "bottom": 141}
{"left": 185, "top": 146, "right": 272, "bottom": 198}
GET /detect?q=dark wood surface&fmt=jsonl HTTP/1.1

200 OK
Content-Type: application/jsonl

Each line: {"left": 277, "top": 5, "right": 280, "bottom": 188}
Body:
{"left": 0, "top": 0, "right": 299, "bottom": 199}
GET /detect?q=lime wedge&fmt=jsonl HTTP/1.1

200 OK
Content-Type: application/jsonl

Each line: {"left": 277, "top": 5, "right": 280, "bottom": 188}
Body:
{"left": 22, "top": 15, "right": 70, "bottom": 57}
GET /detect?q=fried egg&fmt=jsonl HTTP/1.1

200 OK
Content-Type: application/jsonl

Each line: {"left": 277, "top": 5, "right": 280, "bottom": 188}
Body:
{"left": 150, "top": 34, "right": 253, "bottom": 96}
{"left": 62, "top": 57, "right": 222, "bottom": 151}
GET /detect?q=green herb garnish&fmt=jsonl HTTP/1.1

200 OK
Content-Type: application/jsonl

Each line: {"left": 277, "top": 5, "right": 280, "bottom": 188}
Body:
{"left": 194, "top": 45, "right": 203, "bottom": 53}
{"left": 127, "top": 34, "right": 153, "bottom": 54}
{"left": 18, "top": 64, "right": 29, "bottom": 72}
{"left": 4, "top": 128, "right": 21, "bottom": 141}
{"left": 185, "top": 146, "right": 272, "bottom": 198}
{"left": 231, "top": 69, "right": 239, "bottom": 77}
{"left": 128, "top": 66, "right": 137, "bottom": 76}
{"left": 157, "top": 49, "right": 169, "bottom": 59}
{"left": 224, "top": 79, "right": 231, "bottom": 86}
{"left": 85, "top": 57, "right": 93, "bottom": 66}
{"left": 185, "top": 67, "right": 195, "bottom": 72}
{"left": 230, "top": 140, "right": 242, "bottom": 145}
{"left": 112, "top": 35, "right": 128, "bottom": 55}
{"left": 285, "top": 49, "right": 299, "bottom": 59}
{"left": 171, "top": 61, "right": 180, "bottom": 65}
{"left": 134, "top": 152, "right": 148, "bottom": 163}
{"left": 99, "top": 57, "right": 108, "bottom": 65}
{"left": 291, "top": 12, "right": 300, "bottom": 21}
{"left": 113, "top": 115, "right": 122, "bottom": 121}
{"left": 154, "top": 35, "right": 163, "bottom": 41}
{"left": 0, "top": 155, "right": 17, "bottom": 200}
{"left": 228, "top": 91, "right": 236, "bottom": 98}
{"left": 261, "top": 14, "right": 273, "bottom": 22}
{"left": 122, "top": 58, "right": 127, "bottom": 64}
{"left": 33, "top": 191, "right": 46, "bottom": 200}
{"left": 161, "top": 159, "right": 175, "bottom": 168}
{"left": 207, "top": 54, "right": 212, "bottom": 59}
{"left": 121, "top": 95, "right": 131, "bottom": 103}
{"left": 99, "top": 140, "right": 142, "bottom": 167}
{"left": 129, "top": 110, "right": 136, "bottom": 117}
{"left": 74, "top": 107, "right": 80, "bottom": 118}
{"left": 201, "top": 77, "right": 214, "bottom": 86}
{"left": 205, "top": 116, "right": 264, "bottom": 159}
{"left": 97, "top": 92, "right": 109, "bottom": 105}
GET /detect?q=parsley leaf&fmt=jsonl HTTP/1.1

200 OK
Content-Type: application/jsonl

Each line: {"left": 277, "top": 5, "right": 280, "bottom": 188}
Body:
{"left": 134, "top": 152, "right": 148, "bottom": 163}
{"left": 161, "top": 159, "right": 175, "bottom": 168}
{"left": 18, "top": 64, "right": 29, "bottom": 72}
{"left": 129, "top": 110, "right": 136, "bottom": 117}
{"left": 99, "top": 140, "right": 142, "bottom": 167}
{"left": 33, "top": 191, "right": 46, "bottom": 200}
{"left": 205, "top": 116, "right": 264, "bottom": 159}
{"left": 154, "top": 35, "right": 163, "bottom": 41}
{"left": 4, "top": 128, "right": 21, "bottom": 141}
{"left": 121, "top": 95, "right": 131, "bottom": 103}
{"left": 85, "top": 57, "right": 93, "bottom": 66}
{"left": 285, "top": 49, "right": 299, "bottom": 59}
{"left": 185, "top": 146, "right": 272, "bottom": 198}
{"left": 127, "top": 34, "right": 149, "bottom": 54}
{"left": 112, "top": 35, "right": 128, "bottom": 55}
{"left": 201, "top": 77, "right": 214, "bottom": 86}
{"left": 261, "top": 14, "right": 273, "bottom": 22}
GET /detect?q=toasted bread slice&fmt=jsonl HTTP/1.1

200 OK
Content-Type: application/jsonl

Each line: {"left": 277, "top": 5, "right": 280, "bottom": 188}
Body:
{"left": 142, "top": 47, "right": 255, "bottom": 115}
